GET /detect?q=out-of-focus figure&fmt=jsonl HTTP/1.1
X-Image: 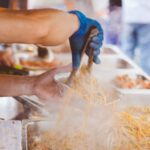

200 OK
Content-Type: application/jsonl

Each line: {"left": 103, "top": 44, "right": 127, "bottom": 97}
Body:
{"left": 107, "top": 0, "right": 122, "bottom": 45}
{"left": 0, "top": 0, "right": 9, "bottom": 8}
{"left": 0, "top": 45, "right": 14, "bottom": 67}
{"left": 122, "top": 0, "right": 150, "bottom": 75}
{"left": 0, "top": 0, "right": 15, "bottom": 67}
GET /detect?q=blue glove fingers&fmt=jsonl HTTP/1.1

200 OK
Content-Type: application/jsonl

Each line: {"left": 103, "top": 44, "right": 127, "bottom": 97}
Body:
{"left": 90, "top": 42, "right": 102, "bottom": 50}
{"left": 86, "top": 43, "right": 100, "bottom": 57}
{"left": 91, "top": 35, "right": 103, "bottom": 44}
{"left": 86, "top": 49, "right": 100, "bottom": 64}
{"left": 72, "top": 53, "right": 81, "bottom": 69}
{"left": 86, "top": 49, "right": 100, "bottom": 56}
{"left": 93, "top": 49, "right": 100, "bottom": 56}
{"left": 93, "top": 55, "right": 101, "bottom": 64}
{"left": 93, "top": 49, "right": 100, "bottom": 64}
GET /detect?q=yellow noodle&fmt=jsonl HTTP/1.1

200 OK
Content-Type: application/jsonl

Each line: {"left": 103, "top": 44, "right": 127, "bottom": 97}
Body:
{"left": 28, "top": 66, "right": 150, "bottom": 150}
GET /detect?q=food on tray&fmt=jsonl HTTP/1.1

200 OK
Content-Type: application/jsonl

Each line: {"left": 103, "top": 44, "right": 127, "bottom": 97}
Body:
{"left": 117, "top": 106, "right": 150, "bottom": 150}
{"left": 115, "top": 74, "right": 150, "bottom": 89}
{"left": 28, "top": 66, "right": 150, "bottom": 150}
{"left": 28, "top": 106, "right": 150, "bottom": 150}
{"left": 28, "top": 65, "right": 116, "bottom": 150}
{"left": 20, "top": 59, "right": 61, "bottom": 70}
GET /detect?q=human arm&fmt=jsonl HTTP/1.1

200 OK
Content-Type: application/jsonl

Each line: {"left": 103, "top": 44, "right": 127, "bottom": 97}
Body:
{"left": 0, "top": 65, "right": 70, "bottom": 101}
{"left": 0, "top": 8, "right": 79, "bottom": 46}
{"left": 0, "top": 8, "right": 103, "bottom": 68}
{"left": 0, "top": 8, "right": 103, "bottom": 100}
{"left": 0, "top": 74, "right": 33, "bottom": 96}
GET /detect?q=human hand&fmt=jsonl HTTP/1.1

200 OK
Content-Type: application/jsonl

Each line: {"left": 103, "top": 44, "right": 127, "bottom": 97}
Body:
{"left": 32, "top": 65, "right": 71, "bottom": 102}
{"left": 69, "top": 10, "right": 104, "bottom": 69}
{"left": 0, "top": 49, "right": 14, "bottom": 67}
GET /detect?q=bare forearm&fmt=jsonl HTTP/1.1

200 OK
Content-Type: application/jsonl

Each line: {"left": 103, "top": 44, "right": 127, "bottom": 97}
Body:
{"left": 0, "top": 8, "right": 79, "bottom": 45}
{"left": 0, "top": 75, "right": 34, "bottom": 96}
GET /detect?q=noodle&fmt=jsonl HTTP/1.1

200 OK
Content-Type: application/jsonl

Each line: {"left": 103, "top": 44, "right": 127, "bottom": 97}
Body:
{"left": 28, "top": 66, "right": 150, "bottom": 150}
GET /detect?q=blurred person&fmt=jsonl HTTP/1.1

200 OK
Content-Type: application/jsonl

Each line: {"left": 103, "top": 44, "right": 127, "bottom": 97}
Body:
{"left": 28, "top": 0, "right": 66, "bottom": 10}
{"left": 107, "top": 0, "right": 122, "bottom": 45}
{"left": 0, "top": 8, "right": 103, "bottom": 101}
{"left": 122, "top": 0, "right": 150, "bottom": 75}
{"left": 0, "top": 0, "right": 15, "bottom": 67}
{"left": 0, "top": 0, "right": 10, "bottom": 8}
{"left": 0, "top": 45, "right": 14, "bottom": 66}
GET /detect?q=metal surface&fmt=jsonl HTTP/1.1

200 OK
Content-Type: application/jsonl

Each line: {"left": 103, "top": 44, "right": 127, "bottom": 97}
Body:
{"left": 22, "top": 119, "right": 52, "bottom": 150}
{"left": 0, "top": 97, "right": 19, "bottom": 120}
{"left": 0, "top": 120, "right": 22, "bottom": 150}
{"left": 14, "top": 96, "right": 50, "bottom": 118}
{"left": 93, "top": 69, "right": 150, "bottom": 95}
{"left": 93, "top": 56, "right": 133, "bottom": 71}
{"left": 0, "top": 120, "right": 46, "bottom": 150}
{"left": 101, "top": 47, "right": 117, "bottom": 55}
{"left": 117, "top": 94, "right": 150, "bottom": 111}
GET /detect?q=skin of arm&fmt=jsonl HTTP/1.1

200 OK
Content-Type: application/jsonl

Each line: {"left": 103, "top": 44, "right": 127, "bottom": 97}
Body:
{"left": 0, "top": 75, "right": 34, "bottom": 96}
{"left": 0, "top": 8, "right": 78, "bottom": 100}
{"left": 0, "top": 8, "right": 79, "bottom": 46}
{"left": 0, "top": 65, "right": 71, "bottom": 101}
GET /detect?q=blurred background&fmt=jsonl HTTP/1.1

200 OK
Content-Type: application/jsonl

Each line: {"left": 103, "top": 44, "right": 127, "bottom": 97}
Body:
{"left": 0, "top": 1, "right": 150, "bottom": 148}
{"left": 0, "top": 2, "right": 150, "bottom": 149}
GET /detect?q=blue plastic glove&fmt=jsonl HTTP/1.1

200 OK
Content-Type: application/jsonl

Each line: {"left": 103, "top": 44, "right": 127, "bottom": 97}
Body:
{"left": 69, "top": 10, "right": 103, "bottom": 69}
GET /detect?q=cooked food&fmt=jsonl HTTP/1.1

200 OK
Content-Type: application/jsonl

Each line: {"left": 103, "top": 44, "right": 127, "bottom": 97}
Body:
{"left": 115, "top": 74, "right": 150, "bottom": 89}
{"left": 28, "top": 106, "right": 150, "bottom": 150}
{"left": 20, "top": 59, "right": 61, "bottom": 70}
{"left": 28, "top": 67, "right": 150, "bottom": 150}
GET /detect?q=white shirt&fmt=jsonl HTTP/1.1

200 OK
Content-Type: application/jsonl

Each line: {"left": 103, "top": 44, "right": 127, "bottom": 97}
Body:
{"left": 28, "top": 0, "right": 66, "bottom": 10}
{"left": 122, "top": 0, "right": 150, "bottom": 23}
{"left": 0, "top": 44, "right": 5, "bottom": 52}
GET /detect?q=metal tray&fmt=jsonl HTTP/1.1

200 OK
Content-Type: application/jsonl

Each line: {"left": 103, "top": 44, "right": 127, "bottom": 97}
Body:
{"left": 0, "top": 120, "right": 22, "bottom": 150}
{"left": 24, "top": 93, "right": 150, "bottom": 150}
{"left": 117, "top": 93, "right": 150, "bottom": 110}
{"left": 113, "top": 72, "right": 150, "bottom": 95}
{"left": 93, "top": 56, "right": 134, "bottom": 71}
{"left": 101, "top": 47, "right": 117, "bottom": 55}
{"left": 91, "top": 69, "right": 150, "bottom": 95}
{"left": 0, "top": 97, "right": 20, "bottom": 120}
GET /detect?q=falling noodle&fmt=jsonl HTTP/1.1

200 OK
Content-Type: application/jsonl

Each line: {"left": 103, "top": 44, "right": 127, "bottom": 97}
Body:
{"left": 28, "top": 65, "right": 150, "bottom": 150}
